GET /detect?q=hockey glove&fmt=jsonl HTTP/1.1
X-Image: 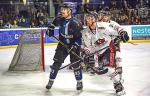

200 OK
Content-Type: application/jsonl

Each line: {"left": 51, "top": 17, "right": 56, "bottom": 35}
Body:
{"left": 82, "top": 47, "right": 92, "bottom": 55}
{"left": 114, "top": 37, "right": 121, "bottom": 45}
{"left": 46, "top": 24, "right": 55, "bottom": 37}
{"left": 120, "top": 31, "right": 129, "bottom": 43}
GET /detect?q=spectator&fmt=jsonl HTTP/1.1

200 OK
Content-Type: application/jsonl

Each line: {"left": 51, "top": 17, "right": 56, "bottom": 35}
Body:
{"left": 4, "top": 21, "right": 12, "bottom": 29}
{"left": 11, "top": 20, "right": 19, "bottom": 28}
{"left": 52, "top": 0, "right": 63, "bottom": 17}
{"left": 0, "top": 0, "right": 150, "bottom": 27}
{"left": 0, "top": 19, "right": 4, "bottom": 29}
{"left": 30, "top": 19, "right": 37, "bottom": 28}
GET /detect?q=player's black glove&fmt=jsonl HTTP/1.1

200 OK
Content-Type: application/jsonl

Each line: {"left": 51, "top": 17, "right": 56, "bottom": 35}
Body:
{"left": 46, "top": 24, "right": 55, "bottom": 37}
{"left": 120, "top": 31, "right": 129, "bottom": 43}
{"left": 114, "top": 37, "right": 121, "bottom": 45}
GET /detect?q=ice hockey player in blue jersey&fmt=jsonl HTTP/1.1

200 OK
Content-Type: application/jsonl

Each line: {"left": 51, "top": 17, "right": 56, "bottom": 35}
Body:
{"left": 46, "top": 3, "right": 83, "bottom": 91}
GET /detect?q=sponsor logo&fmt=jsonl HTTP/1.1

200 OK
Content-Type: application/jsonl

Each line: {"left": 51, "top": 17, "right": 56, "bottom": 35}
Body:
{"left": 131, "top": 26, "right": 150, "bottom": 40}
{"left": 132, "top": 26, "right": 150, "bottom": 36}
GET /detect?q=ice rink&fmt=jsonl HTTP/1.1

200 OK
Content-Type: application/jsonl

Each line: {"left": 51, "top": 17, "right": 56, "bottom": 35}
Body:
{"left": 0, "top": 43, "right": 150, "bottom": 96}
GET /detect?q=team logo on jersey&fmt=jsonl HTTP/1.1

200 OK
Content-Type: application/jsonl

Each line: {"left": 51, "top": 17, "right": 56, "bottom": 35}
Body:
{"left": 60, "top": 33, "right": 73, "bottom": 38}
{"left": 98, "top": 27, "right": 105, "bottom": 29}
{"left": 95, "top": 38, "right": 106, "bottom": 45}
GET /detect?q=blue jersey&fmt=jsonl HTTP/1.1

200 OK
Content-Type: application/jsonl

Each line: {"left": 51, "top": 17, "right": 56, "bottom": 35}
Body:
{"left": 52, "top": 17, "right": 82, "bottom": 46}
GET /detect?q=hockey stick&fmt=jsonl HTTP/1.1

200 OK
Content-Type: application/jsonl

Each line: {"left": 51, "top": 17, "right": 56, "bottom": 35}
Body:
{"left": 103, "top": 33, "right": 138, "bottom": 45}
{"left": 52, "top": 36, "right": 82, "bottom": 59}
{"left": 89, "top": 66, "right": 109, "bottom": 75}
{"left": 51, "top": 35, "right": 110, "bottom": 74}
{"left": 50, "top": 45, "right": 109, "bottom": 72}
{"left": 50, "top": 60, "right": 109, "bottom": 75}
{"left": 52, "top": 35, "right": 109, "bottom": 60}
{"left": 50, "top": 35, "right": 82, "bottom": 71}
{"left": 50, "top": 59, "right": 81, "bottom": 70}
{"left": 127, "top": 41, "right": 138, "bottom": 45}
{"left": 84, "top": 46, "right": 109, "bottom": 58}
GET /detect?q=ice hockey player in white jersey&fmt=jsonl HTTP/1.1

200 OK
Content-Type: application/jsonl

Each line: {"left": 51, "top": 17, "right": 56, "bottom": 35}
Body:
{"left": 97, "top": 11, "right": 129, "bottom": 95}
{"left": 81, "top": 13, "right": 108, "bottom": 74}
{"left": 81, "top": 13, "right": 129, "bottom": 95}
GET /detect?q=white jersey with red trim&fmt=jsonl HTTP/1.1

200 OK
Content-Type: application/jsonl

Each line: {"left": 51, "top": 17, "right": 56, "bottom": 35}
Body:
{"left": 81, "top": 26, "right": 97, "bottom": 53}
{"left": 81, "top": 21, "right": 124, "bottom": 54}
{"left": 109, "top": 20, "right": 124, "bottom": 34}
{"left": 94, "top": 21, "right": 120, "bottom": 54}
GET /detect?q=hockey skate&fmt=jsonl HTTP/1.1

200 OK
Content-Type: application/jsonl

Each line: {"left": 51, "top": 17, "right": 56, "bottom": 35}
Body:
{"left": 76, "top": 81, "right": 83, "bottom": 91}
{"left": 46, "top": 80, "right": 54, "bottom": 90}
{"left": 113, "top": 81, "right": 126, "bottom": 96}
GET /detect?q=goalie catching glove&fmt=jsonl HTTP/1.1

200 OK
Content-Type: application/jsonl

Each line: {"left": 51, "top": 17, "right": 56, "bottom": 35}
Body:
{"left": 46, "top": 24, "right": 55, "bottom": 37}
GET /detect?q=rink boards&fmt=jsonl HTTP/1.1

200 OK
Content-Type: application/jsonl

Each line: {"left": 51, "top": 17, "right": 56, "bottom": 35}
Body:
{"left": 0, "top": 25, "right": 150, "bottom": 48}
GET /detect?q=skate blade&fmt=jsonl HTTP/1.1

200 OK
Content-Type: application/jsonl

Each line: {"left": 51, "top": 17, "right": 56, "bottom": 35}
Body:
{"left": 45, "top": 86, "right": 52, "bottom": 91}
{"left": 115, "top": 91, "right": 126, "bottom": 96}
{"left": 75, "top": 90, "right": 83, "bottom": 95}
{"left": 89, "top": 73, "right": 96, "bottom": 76}
{"left": 45, "top": 88, "right": 51, "bottom": 92}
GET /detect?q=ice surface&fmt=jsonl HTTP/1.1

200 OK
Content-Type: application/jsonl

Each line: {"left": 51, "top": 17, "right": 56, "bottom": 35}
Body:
{"left": 0, "top": 43, "right": 150, "bottom": 96}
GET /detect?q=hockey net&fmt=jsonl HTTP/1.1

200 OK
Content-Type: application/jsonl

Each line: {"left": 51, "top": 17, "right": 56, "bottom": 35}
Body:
{"left": 9, "top": 28, "right": 45, "bottom": 71}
